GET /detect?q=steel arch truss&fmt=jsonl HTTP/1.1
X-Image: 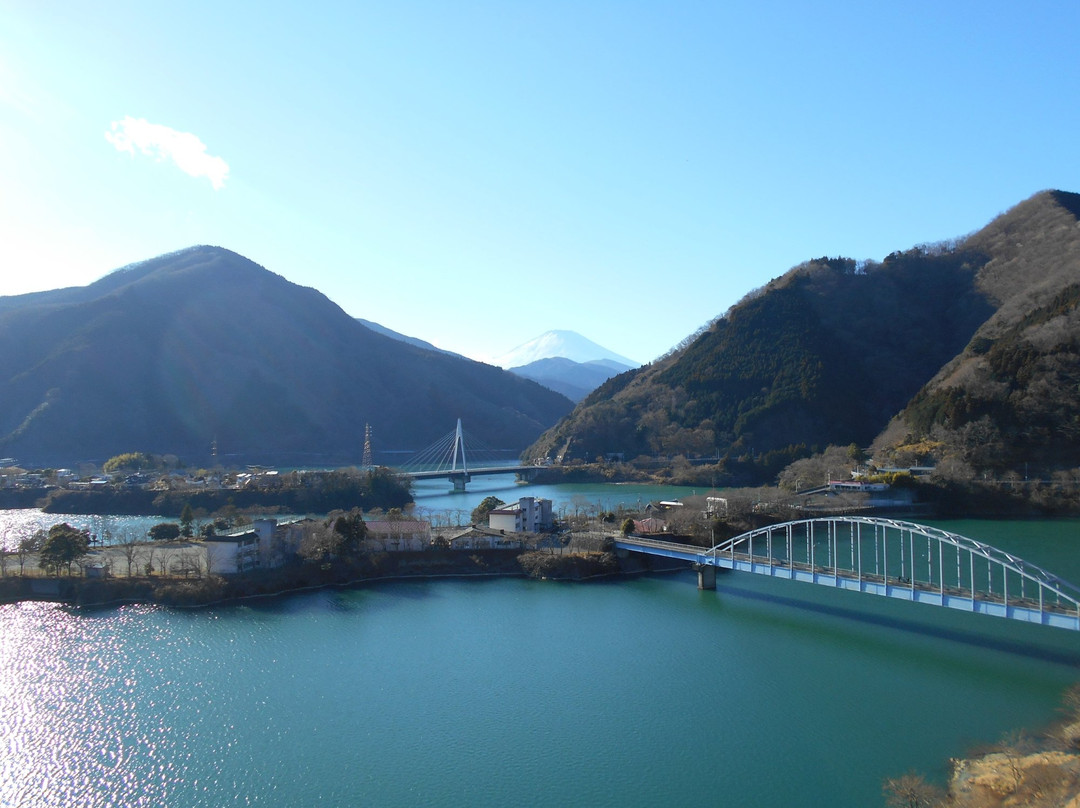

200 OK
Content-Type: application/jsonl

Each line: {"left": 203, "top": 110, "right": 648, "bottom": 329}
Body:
{"left": 701, "top": 517, "right": 1080, "bottom": 630}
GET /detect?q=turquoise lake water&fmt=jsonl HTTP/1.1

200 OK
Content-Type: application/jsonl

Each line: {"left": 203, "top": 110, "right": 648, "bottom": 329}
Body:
{"left": 1, "top": 486, "right": 1079, "bottom": 806}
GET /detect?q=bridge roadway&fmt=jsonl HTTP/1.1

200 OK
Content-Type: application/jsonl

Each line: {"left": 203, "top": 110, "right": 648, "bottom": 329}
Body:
{"left": 615, "top": 523, "right": 1080, "bottom": 632}
{"left": 399, "top": 464, "right": 542, "bottom": 491}
{"left": 403, "top": 465, "right": 537, "bottom": 481}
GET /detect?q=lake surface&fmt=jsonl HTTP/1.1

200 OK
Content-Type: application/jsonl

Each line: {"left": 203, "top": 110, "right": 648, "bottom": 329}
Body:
{"left": 2, "top": 510, "right": 1080, "bottom": 806}
{"left": 409, "top": 471, "right": 702, "bottom": 522}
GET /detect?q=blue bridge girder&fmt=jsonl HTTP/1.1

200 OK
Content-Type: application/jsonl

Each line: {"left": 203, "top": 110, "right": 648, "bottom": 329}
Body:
{"left": 615, "top": 516, "right": 1080, "bottom": 631}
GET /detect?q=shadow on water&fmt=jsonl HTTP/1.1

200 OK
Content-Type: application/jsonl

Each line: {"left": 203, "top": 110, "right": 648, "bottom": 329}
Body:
{"left": 713, "top": 575, "right": 1080, "bottom": 667}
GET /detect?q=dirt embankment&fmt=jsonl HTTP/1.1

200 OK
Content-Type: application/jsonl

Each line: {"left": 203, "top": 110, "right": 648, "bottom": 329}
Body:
{"left": 889, "top": 709, "right": 1080, "bottom": 807}
{"left": 946, "top": 747, "right": 1080, "bottom": 807}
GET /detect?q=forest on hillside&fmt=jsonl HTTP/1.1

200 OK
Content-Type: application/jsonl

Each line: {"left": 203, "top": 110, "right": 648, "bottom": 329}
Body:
{"left": 529, "top": 248, "right": 992, "bottom": 482}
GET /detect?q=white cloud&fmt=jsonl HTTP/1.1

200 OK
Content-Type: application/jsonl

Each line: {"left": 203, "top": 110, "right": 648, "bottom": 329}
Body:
{"left": 106, "top": 116, "right": 229, "bottom": 189}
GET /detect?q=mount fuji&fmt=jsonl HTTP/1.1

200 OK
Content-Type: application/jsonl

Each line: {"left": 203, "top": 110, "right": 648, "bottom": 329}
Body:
{"left": 495, "top": 331, "right": 637, "bottom": 402}
{"left": 493, "top": 330, "right": 636, "bottom": 369}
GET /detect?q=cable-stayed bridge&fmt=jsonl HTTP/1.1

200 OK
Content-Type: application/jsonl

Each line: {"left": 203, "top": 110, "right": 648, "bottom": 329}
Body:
{"left": 395, "top": 419, "right": 540, "bottom": 491}
{"left": 616, "top": 516, "right": 1080, "bottom": 631}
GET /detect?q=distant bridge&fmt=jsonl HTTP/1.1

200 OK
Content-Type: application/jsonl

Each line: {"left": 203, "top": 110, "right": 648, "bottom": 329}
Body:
{"left": 394, "top": 419, "right": 540, "bottom": 491}
{"left": 616, "top": 516, "right": 1080, "bottom": 631}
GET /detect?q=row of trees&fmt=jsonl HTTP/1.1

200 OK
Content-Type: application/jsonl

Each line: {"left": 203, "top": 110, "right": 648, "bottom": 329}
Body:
{"left": 0, "top": 523, "right": 93, "bottom": 577}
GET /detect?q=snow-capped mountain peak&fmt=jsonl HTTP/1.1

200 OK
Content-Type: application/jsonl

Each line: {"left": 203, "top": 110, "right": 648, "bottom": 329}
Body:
{"left": 494, "top": 330, "right": 637, "bottom": 370}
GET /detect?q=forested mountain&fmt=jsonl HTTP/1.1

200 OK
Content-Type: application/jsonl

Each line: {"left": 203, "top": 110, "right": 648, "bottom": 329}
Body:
{"left": 527, "top": 190, "right": 1080, "bottom": 483}
{"left": 880, "top": 190, "right": 1080, "bottom": 474}
{"left": 0, "top": 246, "right": 572, "bottom": 467}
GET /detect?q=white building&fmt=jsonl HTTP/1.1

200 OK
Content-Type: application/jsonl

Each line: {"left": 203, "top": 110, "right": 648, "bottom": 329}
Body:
{"left": 202, "top": 530, "right": 260, "bottom": 574}
{"left": 362, "top": 520, "right": 431, "bottom": 552}
{"left": 487, "top": 497, "right": 553, "bottom": 534}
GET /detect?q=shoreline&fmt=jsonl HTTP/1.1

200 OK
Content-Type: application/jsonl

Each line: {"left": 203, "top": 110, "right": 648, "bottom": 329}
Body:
{"left": 5, "top": 534, "right": 1079, "bottom": 804}
{"left": 0, "top": 547, "right": 663, "bottom": 610}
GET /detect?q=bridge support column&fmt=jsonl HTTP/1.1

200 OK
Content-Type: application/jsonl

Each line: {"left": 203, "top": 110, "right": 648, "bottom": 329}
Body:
{"left": 451, "top": 474, "right": 471, "bottom": 492}
{"left": 694, "top": 563, "right": 716, "bottom": 590}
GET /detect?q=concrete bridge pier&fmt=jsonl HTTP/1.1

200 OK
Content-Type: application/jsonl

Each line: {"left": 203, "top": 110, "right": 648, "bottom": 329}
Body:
{"left": 694, "top": 563, "right": 716, "bottom": 590}
{"left": 451, "top": 473, "right": 471, "bottom": 492}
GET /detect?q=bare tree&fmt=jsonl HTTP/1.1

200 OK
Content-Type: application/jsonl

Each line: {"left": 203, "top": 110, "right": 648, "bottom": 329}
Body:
{"left": 158, "top": 546, "right": 178, "bottom": 578}
{"left": 118, "top": 531, "right": 141, "bottom": 577}
{"left": 143, "top": 543, "right": 159, "bottom": 575}
{"left": 298, "top": 520, "right": 341, "bottom": 563}
{"left": 203, "top": 543, "right": 220, "bottom": 575}
{"left": 882, "top": 772, "right": 944, "bottom": 808}
{"left": 171, "top": 554, "right": 203, "bottom": 578}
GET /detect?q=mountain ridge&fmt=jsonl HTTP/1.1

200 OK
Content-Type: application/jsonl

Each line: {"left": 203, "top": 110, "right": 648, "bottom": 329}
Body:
{"left": 526, "top": 189, "right": 1080, "bottom": 484}
{"left": 0, "top": 246, "right": 573, "bottom": 466}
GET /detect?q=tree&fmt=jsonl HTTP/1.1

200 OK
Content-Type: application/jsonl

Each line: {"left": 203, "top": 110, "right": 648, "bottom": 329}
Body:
{"left": 777, "top": 445, "right": 856, "bottom": 491}
{"left": 117, "top": 531, "right": 141, "bottom": 577}
{"left": 471, "top": 496, "right": 504, "bottom": 525}
{"left": 149, "top": 522, "right": 181, "bottom": 542}
{"left": 171, "top": 554, "right": 203, "bottom": 578}
{"left": 332, "top": 508, "right": 367, "bottom": 556}
{"left": 180, "top": 504, "right": 195, "bottom": 538}
{"left": 621, "top": 518, "right": 636, "bottom": 535}
{"left": 102, "top": 452, "right": 154, "bottom": 473}
{"left": 143, "top": 543, "right": 159, "bottom": 575}
{"left": 39, "top": 523, "right": 91, "bottom": 576}
{"left": 16, "top": 532, "right": 43, "bottom": 575}
{"left": 298, "top": 520, "right": 342, "bottom": 563}
{"left": 882, "top": 772, "right": 944, "bottom": 808}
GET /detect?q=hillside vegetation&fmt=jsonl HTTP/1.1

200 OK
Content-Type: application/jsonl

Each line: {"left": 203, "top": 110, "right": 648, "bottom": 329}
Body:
{"left": 528, "top": 190, "right": 1080, "bottom": 487}
{"left": 528, "top": 250, "right": 991, "bottom": 480}
{"left": 880, "top": 191, "right": 1080, "bottom": 477}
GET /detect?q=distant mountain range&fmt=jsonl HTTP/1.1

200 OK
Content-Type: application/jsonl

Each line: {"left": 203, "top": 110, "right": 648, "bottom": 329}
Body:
{"left": 351, "top": 323, "right": 633, "bottom": 403}
{"left": 9, "top": 190, "right": 1075, "bottom": 482}
{"left": 525, "top": 190, "right": 1080, "bottom": 483}
{"left": 0, "top": 247, "right": 572, "bottom": 467}
{"left": 494, "top": 330, "right": 637, "bottom": 402}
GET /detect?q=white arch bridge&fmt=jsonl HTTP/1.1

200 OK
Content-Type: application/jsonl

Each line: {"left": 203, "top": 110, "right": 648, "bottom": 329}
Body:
{"left": 615, "top": 517, "right": 1080, "bottom": 632}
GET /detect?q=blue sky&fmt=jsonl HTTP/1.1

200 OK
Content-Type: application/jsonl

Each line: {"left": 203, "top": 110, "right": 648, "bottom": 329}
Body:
{"left": 1, "top": 1, "right": 1078, "bottom": 365}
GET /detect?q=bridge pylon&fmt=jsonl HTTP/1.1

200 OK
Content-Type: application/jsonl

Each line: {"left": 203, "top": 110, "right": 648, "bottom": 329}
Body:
{"left": 694, "top": 563, "right": 717, "bottom": 590}
{"left": 449, "top": 418, "right": 471, "bottom": 491}
{"left": 450, "top": 418, "right": 468, "bottom": 474}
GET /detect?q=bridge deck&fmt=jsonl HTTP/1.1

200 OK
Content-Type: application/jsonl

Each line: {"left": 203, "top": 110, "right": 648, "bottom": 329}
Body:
{"left": 404, "top": 465, "right": 537, "bottom": 480}
{"left": 615, "top": 533, "right": 1080, "bottom": 631}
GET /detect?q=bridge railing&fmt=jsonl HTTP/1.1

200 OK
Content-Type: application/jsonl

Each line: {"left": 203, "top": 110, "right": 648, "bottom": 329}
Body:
{"left": 705, "top": 517, "right": 1080, "bottom": 620}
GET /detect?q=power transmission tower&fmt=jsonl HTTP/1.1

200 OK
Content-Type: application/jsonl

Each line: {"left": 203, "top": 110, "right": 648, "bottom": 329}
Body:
{"left": 361, "top": 423, "right": 373, "bottom": 468}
